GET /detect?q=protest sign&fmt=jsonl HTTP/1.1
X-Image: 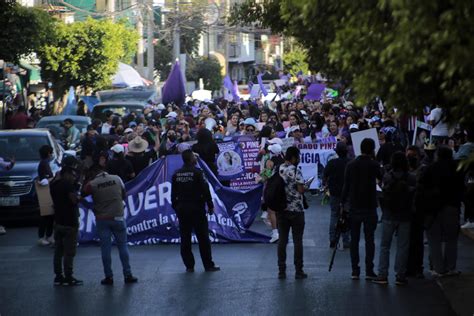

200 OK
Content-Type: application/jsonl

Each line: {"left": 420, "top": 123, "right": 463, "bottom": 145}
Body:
{"left": 297, "top": 141, "right": 337, "bottom": 189}
{"left": 230, "top": 136, "right": 261, "bottom": 190}
{"left": 216, "top": 141, "right": 244, "bottom": 181}
{"left": 351, "top": 128, "right": 380, "bottom": 156}
{"left": 78, "top": 155, "right": 268, "bottom": 245}
{"left": 412, "top": 120, "right": 432, "bottom": 146}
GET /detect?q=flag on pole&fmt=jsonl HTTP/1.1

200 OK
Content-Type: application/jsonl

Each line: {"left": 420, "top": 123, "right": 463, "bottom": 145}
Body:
{"left": 232, "top": 80, "right": 240, "bottom": 102}
{"left": 257, "top": 73, "right": 268, "bottom": 96}
{"left": 61, "top": 86, "right": 76, "bottom": 115}
{"left": 162, "top": 60, "right": 186, "bottom": 106}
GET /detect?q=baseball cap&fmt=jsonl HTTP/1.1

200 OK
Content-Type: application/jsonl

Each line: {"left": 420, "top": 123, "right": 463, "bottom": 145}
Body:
{"left": 156, "top": 103, "right": 166, "bottom": 110}
{"left": 349, "top": 123, "right": 359, "bottom": 130}
{"left": 128, "top": 121, "right": 137, "bottom": 128}
{"left": 124, "top": 127, "right": 134, "bottom": 134}
{"left": 111, "top": 144, "right": 125, "bottom": 154}
{"left": 166, "top": 111, "right": 178, "bottom": 118}
{"left": 268, "top": 144, "right": 282, "bottom": 155}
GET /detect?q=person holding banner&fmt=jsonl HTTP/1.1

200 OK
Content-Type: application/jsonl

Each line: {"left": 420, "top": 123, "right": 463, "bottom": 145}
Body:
{"left": 171, "top": 150, "right": 220, "bottom": 273}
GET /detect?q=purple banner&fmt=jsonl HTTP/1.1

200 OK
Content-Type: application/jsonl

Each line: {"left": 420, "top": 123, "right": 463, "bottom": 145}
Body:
{"left": 304, "top": 83, "right": 326, "bottom": 101}
{"left": 230, "top": 136, "right": 261, "bottom": 191}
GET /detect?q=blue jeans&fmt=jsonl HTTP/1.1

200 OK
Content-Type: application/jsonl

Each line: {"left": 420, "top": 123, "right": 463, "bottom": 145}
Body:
{"left": 377, "top": 220, "right": 410, "bottom": 277}
{"left": 329, "top": 196, "right": 350, "bottom": 245}
{"left": 96, "top": 220, "right": 132, "bottom": 278}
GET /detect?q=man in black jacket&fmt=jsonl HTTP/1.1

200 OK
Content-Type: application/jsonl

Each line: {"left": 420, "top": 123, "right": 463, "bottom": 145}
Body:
{"left": 323, "top": 142, "right": 351, "bottom": 248}
{"left": 171, "top": 150, "right": 220, "bottom": 272}
{"left": 341, "top": 138, "right": 383, "bottom": 280}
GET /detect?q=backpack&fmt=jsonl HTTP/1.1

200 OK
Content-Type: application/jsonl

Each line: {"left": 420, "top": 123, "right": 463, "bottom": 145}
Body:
{"left": 381, "top": 171, "right": 411, "bottom": 212}
{"left": 264, "top": 165, "right": 287, "bottom": 212}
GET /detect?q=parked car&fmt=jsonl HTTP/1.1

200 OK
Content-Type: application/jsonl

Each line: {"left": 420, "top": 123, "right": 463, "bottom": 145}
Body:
{"left": 36, "top": 115, "right": 91, "bottom": 140}
{"left": 0, "top": 129, "right": 65, "bottom": 221}
{"left": 91, "top": 101, "right": 146, "bottom": 122}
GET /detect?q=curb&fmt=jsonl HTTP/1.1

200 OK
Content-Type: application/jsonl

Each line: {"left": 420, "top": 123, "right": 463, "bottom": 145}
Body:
{"left": 461, "top": 228, "right": 474, "bottom": 241}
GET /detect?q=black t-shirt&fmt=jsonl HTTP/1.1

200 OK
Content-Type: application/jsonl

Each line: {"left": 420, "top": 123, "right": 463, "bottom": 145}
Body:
{"left": 38, "top": 159, "right": 53, "bottom": 180}
{"left": 107, "top": 158, "right": 135, "bottom": 183}
{"left": 50, "top": 179, "right": 79, "bottom": 227}
{"left": 126, "top": 151, "right": 156, "bottom": 176}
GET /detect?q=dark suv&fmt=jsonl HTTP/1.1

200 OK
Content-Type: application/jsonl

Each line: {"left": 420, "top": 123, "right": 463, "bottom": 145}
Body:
{"left": 0, "top": 129, "right": 64, "bottom": 221}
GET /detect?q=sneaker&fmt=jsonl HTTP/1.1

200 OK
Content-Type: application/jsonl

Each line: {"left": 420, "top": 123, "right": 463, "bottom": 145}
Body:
{"left": 270, "top": 233, "right": 279, "bottom": 243}
{"left": 461, "top": 221, "right": 474, "bottom": 229}
{"left": 124, "top": 275, "right": 138, "bottom": 284}
{"left": 295, "top": 271, "right": 308, "bottom": 279}
{"left": 395, "top": 276, "right": 408, "bottom": 286}
{"left": 365, "top": 272, "right": 378, "bottom": 281}
{"left": 101, "top": 277, "right": 114, "bottom": 285}
{"left": 0, "top": 225, "right": 6, "bottom": 235}
{"left": 46, "top": 236, "right": 55, "bottom": 245}
{"left": 260, "top": 211, "right": 268, "bottom": 220}
{"left": 54, "top": 275, "right": 64, "bottom": 286}
{"left": 351, "top": 272, "right": 360, "bottom": 280}
{"left": 278, "top": 271, "right": 286, "bottom": 279}
{"left": 186, "top": 268, "right": 194, "bottom": 273}
{"left": 37, "top": 238, "right": 50, "bottom": 246}
{"left": 63, "top": 277, "right": 83, "bottom": 286}
{"left": 372, "top": 276, "right": 388, "bottom": 285}
{"left": 205, "top": 266, "right": 221, "bottom": 272}
{"left": 430, "top": 270, "right": 445, "bottom": 278}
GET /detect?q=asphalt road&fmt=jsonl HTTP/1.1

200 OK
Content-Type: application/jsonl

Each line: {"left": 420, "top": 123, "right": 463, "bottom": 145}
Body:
{"left": 0, "top": 196, "right": 470, "bottom": 316}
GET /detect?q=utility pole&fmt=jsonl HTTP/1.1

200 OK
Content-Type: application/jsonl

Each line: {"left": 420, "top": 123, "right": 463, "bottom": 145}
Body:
{"left": 107, "top": 0, "right": 115, "bottom": 21}
{"left": 134, "top": 0, "right": 144, "bottom": 76}
{"left": 146, "top": 0, "right": 154, "bottom": 81}
{"left": 172, "top": 0, "right": 180, "bottom": 62}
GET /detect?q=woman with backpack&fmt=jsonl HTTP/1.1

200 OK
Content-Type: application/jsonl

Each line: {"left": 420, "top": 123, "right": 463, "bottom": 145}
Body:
{"left": 373, "top": 152, "right": 416, "bottom": 286}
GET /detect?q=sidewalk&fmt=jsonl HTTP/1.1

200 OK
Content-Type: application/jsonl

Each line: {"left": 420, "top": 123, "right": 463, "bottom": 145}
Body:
{"left": 437, "top": 232, "right": 474, "bottom": 316}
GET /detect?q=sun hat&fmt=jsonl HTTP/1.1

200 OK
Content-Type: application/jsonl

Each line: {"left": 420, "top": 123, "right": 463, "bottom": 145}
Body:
{"left": 268, "top": 144, "right": 282, "bottom": 155}
{"left": 128, "top": 136, "right": 149, "bottom": 153}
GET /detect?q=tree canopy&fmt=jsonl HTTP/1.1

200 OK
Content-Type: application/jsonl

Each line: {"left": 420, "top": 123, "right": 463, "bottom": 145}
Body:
{"left": 0, "top": 2, "right": 55, "bottom": 63}
{"left": 230, "top": 0, "right": 474, "bottom": 126}
{"left": 283, "top": 47, "right": 309, "bottom": 77}
{"left": 38, "top": 18, "right": 139, "bottom": 98}
{"left": 186, "top": 56, "right": 222, "bottom": 91}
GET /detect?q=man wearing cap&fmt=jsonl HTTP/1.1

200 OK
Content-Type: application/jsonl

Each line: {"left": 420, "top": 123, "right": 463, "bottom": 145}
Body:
{"left": 243, "top": 118, "right": 257, "bottom": 135}
{"left": 171, "top": 150, "right": 220, "bottom": 272}
{"left": 323, "top": 142, "right": 351, "bottom": 249}
{"left": 83, "top": 164, "right": 138, "bottom": 285}
{"left": 107, "top": 144, "right": 135, "bottom": 182}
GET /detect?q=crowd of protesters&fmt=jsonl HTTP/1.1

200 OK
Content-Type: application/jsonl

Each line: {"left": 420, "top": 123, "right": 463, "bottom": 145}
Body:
{"left": 1, "top": 77, "right": 474, "bottom": 284}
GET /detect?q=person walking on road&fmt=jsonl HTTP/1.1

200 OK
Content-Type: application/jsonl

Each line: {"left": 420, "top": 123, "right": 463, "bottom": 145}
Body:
{"left": 373, "top": 152, "right": 416, "bottom": 286}
{"left": 277, "top": 146, "right": 307, "bottom": 280}
{"left": 171, "top": 150, "right": 220, "bottom": 273}
{"left": 341, "top": 138, "right": 383, "bottom": 281}
{"left": 83, "top": 165, "right": 138, "bottom": 285}
{"left": 50, "top": 165, "right": 83, "bottom": 286}
{"left": 0, "top": 156, "right": 15, "bottom": 235}
{"left": 323, "top": 142, "right": 351, "bottom": 249}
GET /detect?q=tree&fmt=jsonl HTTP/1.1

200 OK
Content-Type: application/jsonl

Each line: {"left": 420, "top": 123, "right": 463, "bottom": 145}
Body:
{"left": 154, "top": 40, "right": 173, "bottom": 81}
{"left": 38, "top": 18, "right": 139, "bottom": 100}
{"left": 283, "top": 47, "right": 309, "bottom": 76}
{"left": 230, "top": 0, "right": 474, "bottom": 126}
{"left": 0, "top": 2, "right": 55, "bottom": 63}
{"left": 186, "top": 56, "right": 222, "bottom": 92}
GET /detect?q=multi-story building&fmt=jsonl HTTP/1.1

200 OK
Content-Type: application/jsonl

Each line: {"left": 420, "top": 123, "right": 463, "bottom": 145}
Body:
{"left": 198, "top": 0, "right": 283, "bottom": 83}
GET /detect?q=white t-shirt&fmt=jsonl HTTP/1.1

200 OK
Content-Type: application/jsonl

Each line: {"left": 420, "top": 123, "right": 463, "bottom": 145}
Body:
{"left": 429, "top": 108, "right": 449, "bottom": 137}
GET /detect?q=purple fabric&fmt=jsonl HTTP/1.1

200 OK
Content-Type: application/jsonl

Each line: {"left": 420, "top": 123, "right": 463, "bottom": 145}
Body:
{"left": 232, "top": 80, "right": 240, "bottom": 102}
{"left": 257, "top": 73, "right": 268, "bottom": 96}
{"left": 304, "top": 83, "right": 326, "bottom": 101}
{"left": 162, "top": 61, "right": 186, "bottom": 106}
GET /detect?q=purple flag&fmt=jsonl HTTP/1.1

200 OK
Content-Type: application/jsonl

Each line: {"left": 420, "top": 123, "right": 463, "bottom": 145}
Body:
{"left": 162, "top": 61, "right": 186, "bottom": 106}
{"left": 304, "top": 83, "right": 326, "bottom": 101}
{"left": 257, "top": 73, "right": 268, "bottom": 96}
{"left": 223, "top": 75, "right": 234, "bottom": 92}
{"left": 232, "top": 80, "right": 240, "bottom": 102}
{"left": 294, "top": 85, "right": 302, "bottom": 99}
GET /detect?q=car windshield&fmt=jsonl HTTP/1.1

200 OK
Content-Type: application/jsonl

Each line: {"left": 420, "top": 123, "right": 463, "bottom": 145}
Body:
{"left": 0, "top": 135, "right": 50, "bottom": 161}
{"left": 36, "top": 121, "right": 89, "bottom": 138}
{"left": 92, "top": 105, "right": 143, "bottom": 121}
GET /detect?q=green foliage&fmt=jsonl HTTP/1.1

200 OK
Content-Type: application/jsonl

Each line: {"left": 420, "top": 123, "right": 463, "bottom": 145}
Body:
{"left": 283, "top": 48, "right": 309, "bottom": 76}
{"left": 0, "top": 2, "right": 55, "bottom": 63}
{"left": 230, "top": 0, "right": 474, "bottom": 125}
{"left": 38, "top": 18, "right": 139, "bottom": 98}
{"left": 154, "top": 40, "right": 173, "bottom": 80}
{"left": 186, "top": 56, "right": 222, "bottom": 92}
